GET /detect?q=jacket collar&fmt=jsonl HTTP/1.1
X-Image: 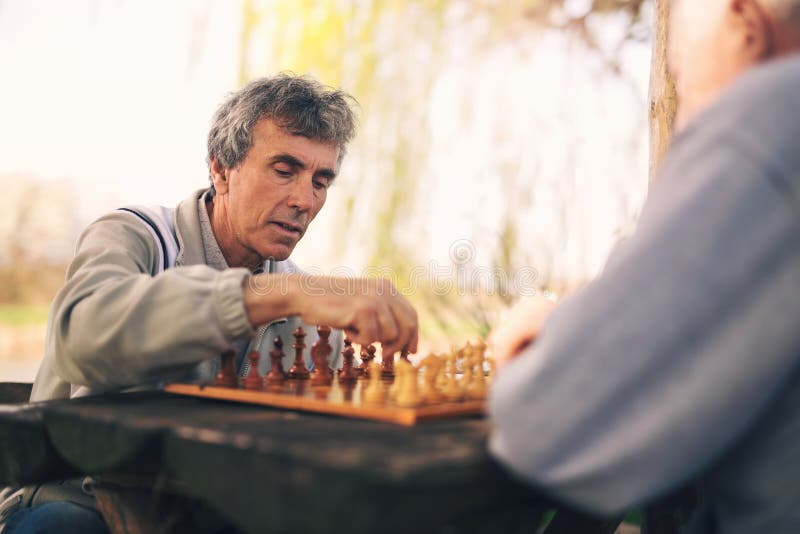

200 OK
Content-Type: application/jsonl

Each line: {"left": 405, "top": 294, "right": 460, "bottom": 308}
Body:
{"left": 173, "top": 189, "right": 208, "bottom": 267}
{"left": 173, "top": 188, "right": 283, "bottom": 274}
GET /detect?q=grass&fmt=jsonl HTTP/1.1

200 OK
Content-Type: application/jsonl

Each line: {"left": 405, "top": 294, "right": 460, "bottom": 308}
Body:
{"left": 0, "top": 304, "right": 50, "bottom": 326}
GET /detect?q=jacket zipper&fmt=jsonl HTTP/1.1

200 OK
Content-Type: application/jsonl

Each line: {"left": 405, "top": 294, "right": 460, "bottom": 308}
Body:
{"left": 238, "top": 319, "right": 287, "bottom": 378}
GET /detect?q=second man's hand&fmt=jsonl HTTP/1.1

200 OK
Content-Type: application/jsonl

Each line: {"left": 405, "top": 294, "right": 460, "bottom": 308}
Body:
{"left": 243, "top": 273, "right": 418, "bottom": 355}
{"left": 488, "top": 294, "right": 558, "bottom": 373}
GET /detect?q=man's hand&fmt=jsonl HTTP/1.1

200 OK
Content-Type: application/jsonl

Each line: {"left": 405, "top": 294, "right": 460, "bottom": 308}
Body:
{"left": 244, "top": 274, "right": 418, "bottom": 355}
{"left": 488, "top": 295, "right": 557, "bottom": 372}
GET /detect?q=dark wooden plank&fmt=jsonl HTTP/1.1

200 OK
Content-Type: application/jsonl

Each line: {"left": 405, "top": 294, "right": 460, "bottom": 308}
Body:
{"left": 40, "top": 392, "right": 202, "bottom": 475}
{"left": 163, "top": 408, "right": 545, "bottom": 533}
{"left": 3, "top": 392, "right": 549, "bottom": 533}
{"left": 0, "top": 403, "right": 77, "bottom": 485}
{"left": 0, "top": 382, "right": 33, "bottom": 404}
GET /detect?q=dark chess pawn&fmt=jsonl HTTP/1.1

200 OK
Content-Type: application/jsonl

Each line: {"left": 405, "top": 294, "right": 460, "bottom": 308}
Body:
{"left": 288, "top": 326, "right": 310, "bottom": 379}
{"left": 338, "top": 338, "right": 358, "bottom": 384}
{"left": 243, "top": 351, "right": 263, "bottom": 390}
{"left": 310, "top": 325, "right": 333, "bottom": 386}
{"left": 341, "top": 381, "right": 356, "bottom": 402}
{"left": 264, "top": 337, "right": 287, "bottom": 386}
{"left": 359, "top": 344, "right": 377, "bottom": 378}
{"left": 215, "top": 349, "right": 238, "bottom": 388}
{"left": 381, "top": 349, "right": 395, "bottom": 379}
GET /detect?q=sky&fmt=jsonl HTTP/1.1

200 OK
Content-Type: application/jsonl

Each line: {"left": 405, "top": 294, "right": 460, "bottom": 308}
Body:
{"left": 0, "top": 0, "right": 241, "bottom": 211}
{"left": 0, "top": 0, "right": 651, "bottom": 280}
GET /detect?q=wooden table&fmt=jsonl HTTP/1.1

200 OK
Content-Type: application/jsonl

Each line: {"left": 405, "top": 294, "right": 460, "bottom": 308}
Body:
{"left": 0, "top": 389, "right": 619, "bottom": 534}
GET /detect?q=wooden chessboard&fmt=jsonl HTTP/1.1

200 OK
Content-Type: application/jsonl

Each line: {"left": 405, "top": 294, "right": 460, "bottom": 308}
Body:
{"left": 164, "top": 378, "right": 485, "bottom": 426}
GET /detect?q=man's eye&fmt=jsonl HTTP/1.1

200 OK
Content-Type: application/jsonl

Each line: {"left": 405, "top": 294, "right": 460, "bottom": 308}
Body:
{"left": 313, "top": 180, "right": 329, "bottom": 190}
{"left": 275, "top": 168, "right": 292, "bottom": 177}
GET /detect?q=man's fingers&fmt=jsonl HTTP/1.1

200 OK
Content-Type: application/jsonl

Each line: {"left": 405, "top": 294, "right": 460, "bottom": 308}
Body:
{"left": 383, "top": 297, "right": 418, "bottom": 356}
{"left": 408, "top": 325, "right": 419, "bottom": 354}
{"left": 402, "top": 301, "right": 419, "bottom": 353}
{"left": 351, "top": 305, "right": 381, "bottom": 346}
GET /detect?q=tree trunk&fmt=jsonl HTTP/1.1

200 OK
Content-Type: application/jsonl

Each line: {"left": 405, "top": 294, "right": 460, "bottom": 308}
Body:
{"left": 648, "top": 0, "right": 678, "bottom": 182}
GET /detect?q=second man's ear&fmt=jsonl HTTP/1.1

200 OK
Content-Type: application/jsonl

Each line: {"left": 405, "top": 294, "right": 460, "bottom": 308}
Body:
{"left": 210, "top": 158, "right": 230, "bottom": 195}
{"left": 729, "top": 0, "right": 773, "bottom": 61}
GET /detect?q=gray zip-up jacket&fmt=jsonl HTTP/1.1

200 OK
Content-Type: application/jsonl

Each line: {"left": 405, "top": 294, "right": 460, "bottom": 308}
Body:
{"left": 30, "top": 188, "right": 342, "bottom": 401}
{"left": 2, "top": 189, "right": 342, "bottom": 526}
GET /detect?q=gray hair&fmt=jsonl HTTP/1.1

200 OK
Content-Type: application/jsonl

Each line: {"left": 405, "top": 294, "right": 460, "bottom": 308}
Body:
{"left": 762, "top": 0, "right": 800, "bottom": 19}
{"left": 206, "top": 74, "right": 358, "bottom": 188}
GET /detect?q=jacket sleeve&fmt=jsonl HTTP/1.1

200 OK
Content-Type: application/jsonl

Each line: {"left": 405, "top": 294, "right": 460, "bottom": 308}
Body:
{"left": 48, "top": 212, "right": 254, "bottom": 388}
{"left": 488, "top": 135, "right": 800, "bottom": 514}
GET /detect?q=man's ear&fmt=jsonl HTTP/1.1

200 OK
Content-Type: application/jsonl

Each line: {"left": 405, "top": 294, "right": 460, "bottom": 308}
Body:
{"left": 728, "top": 0, "right": 773, "bottom": 62}
{"left": 210, "top": 158, "right": 230, "bottom": 195}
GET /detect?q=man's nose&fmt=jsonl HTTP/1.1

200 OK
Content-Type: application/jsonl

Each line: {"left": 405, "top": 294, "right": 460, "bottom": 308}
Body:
{"left": 287, "top": 177, "right": 314, "bottom": 212}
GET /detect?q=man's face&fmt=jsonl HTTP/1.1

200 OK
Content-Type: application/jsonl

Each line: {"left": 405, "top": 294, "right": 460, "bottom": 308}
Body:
{"left": 214, "top": 118, "right": 339, "bottom": 262}
{"left": 669, "top": 0, "right": 770, "bottom": 128}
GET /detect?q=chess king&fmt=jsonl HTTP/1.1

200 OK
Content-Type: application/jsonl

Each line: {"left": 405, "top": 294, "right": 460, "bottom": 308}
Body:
{"left": 0, "top": 75, "right": 418, "bottom": 532}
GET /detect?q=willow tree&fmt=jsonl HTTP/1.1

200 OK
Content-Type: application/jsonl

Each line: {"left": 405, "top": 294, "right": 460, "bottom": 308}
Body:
{"left": 236, "top": 0, "right": 676, "bottom": 341}
{"left": 521, "top": 0, "right": 676, "bottom": 177}
{"left": 648, "top": 0, "right": 677, "bottom": 180}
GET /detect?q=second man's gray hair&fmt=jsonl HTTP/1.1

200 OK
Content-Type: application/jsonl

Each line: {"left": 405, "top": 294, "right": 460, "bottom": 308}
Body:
{"left": 763, "top": 0, "right": 800, "bottom": 18}
{"left": 206, "top": 74, "right": 358, "bottom": 183}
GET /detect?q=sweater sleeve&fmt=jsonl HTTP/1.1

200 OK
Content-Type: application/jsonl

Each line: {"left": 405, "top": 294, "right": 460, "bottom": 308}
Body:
{"left": 46, "top": 212, "right": 254, "bottom": 389}
{"left": 488, "top": 134, "right": 800, "bottom": 514}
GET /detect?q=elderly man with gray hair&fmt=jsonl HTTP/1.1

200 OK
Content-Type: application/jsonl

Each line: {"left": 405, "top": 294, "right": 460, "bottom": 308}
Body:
{"left": 489, "top": 0, "right": 800, "bottom": 532}
{"left": 0, "top": 74, "right": 418, "bottom": 533}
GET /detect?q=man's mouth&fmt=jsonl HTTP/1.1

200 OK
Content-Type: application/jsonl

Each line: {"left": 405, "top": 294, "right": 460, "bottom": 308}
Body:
{"left": 270, "top": 221, "right": 303, "bottom": 236}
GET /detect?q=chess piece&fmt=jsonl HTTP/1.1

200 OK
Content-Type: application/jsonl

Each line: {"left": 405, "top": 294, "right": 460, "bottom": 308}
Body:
{"left": 395, "top": 359, "right": 421, "bottom": 408}
{"left": 419, "top": 353, "right": 444, "bottom": 404}
{"left": 363, "top": 360, "right": 386, "bottom": 404}
{"left": 214, "top": 350, "right": 238, "bottom": 388}
{"left": 435, "top": 353, "right": 448, "bottom": 390}
{"left": 243, "top": 351, "right": 263, "bottom": 390}
{"left": 399, "top": 346, "right": 410, "bottom": 363}
{"left": 460, "top": 346, "right": 473, "bottom": 394}
{"left": 359, "top": 344, "right": 377, "bottom": 377}
{"left": 487, "top": 357, "right": 496, "bottom": 385}
{"left": 341, "top": 381, "right": 356, "bottom": 402}
{"left": 381, "top": 349, "right": 395, "bottom": 379}
{"left": 265, "top": 337, "right": 288, "bottom": 386}
{"left": 442, "top": 351, "right": 463, "bottom": 402}
{"left": 338, "top": 338, "right": 358, "bottom": 383}
{"left": 465, "top": 348, "right": 487, "bottom": 400}
{"left": 288, "top": 326, "right": 310, "bottom": 379}
{"left": 311, "top": 325, "right": 333, "bottom": 386}
{"left": 388, "top": 364, "right": 404, "bottom": 401}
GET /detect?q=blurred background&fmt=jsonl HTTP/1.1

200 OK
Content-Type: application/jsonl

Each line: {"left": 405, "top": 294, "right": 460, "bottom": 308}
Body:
{"left": 1, "top": 0, "right": 653, "bottom": 381}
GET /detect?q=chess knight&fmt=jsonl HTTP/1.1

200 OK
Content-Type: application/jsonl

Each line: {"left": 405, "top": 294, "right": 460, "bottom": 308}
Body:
{"left": 29, "top": 74, "right": 419, "bottom": 402}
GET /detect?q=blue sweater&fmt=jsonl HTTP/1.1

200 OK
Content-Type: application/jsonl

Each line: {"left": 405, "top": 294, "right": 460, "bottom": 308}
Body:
{"left": 489, "top": 55, "right": 800, "bottom": 533}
